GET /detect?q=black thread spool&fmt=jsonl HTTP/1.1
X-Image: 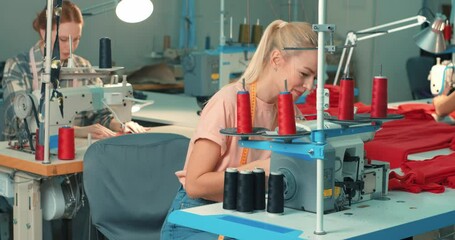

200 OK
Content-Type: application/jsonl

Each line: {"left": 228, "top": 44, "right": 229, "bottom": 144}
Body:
{"left": 251, "top": 24, "right": 263, "bottom": 45}
{"left": 238, "top": 24, "right": 251, "bottom": 44}
{"left": 253, "top": 168, "right": 266, "bottom": 210}
{"left": 99, "top": 37, "right": 112, "bottom": 69}
{"left": 267, "top": 171, "right": 284, "bottom": 214}
{"left": 237, "top": 170, "right": 254, "bottom": 213}
{"left": 223, "top": 168, "right": 238, "bottom": 210}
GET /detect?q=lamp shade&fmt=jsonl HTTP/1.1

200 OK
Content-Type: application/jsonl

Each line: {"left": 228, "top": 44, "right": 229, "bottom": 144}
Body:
{"left": 414, "top": 14, "right": 447, "bottom": 53}
{"left": 116, "top": 0, "right": 154, "bottom": 23}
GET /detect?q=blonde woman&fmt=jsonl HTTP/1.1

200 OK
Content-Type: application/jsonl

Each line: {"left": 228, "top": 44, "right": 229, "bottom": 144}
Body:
{"left": 161, "top": 19, "right": 318, "bottom": 239}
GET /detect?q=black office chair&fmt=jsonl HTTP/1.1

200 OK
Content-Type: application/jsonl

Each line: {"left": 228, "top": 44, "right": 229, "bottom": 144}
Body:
{"left": 83, "top": 132, "right": 189, "bottom": 240}
{"left": 406, "top": 56, "right": 435, "bottom": 100}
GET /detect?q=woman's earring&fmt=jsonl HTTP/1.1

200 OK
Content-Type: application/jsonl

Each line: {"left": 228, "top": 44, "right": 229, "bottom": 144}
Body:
{"left": 274, "top": 67, "right": 277, "bottom": 72}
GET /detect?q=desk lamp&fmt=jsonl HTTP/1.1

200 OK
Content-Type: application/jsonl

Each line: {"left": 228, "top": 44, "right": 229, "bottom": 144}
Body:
{"left": 82, "top": 0, "right": 154, "bottom": 23}
{"left": 334, "top": 14, "right": 447, "bottom": 85}
{"left": 414, "top": 13, "right": 447, "bottom": 54}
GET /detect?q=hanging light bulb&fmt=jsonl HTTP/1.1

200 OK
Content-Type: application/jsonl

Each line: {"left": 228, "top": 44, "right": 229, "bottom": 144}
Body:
{"left": 116, "top": 0, "right": 154, "bottom": 23}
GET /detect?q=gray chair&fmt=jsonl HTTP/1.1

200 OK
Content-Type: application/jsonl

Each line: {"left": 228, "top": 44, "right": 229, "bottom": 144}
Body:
{"left": 83, "top": 132, "right": 189, "bottom": 240}
{"left": 406, "top": 56, "right": 435, "bottom": 100}
{"left": 0, "top": 99, "right": 4, "bottom": 141}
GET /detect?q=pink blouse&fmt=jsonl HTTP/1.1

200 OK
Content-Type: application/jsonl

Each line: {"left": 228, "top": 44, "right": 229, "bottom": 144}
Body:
{"left": 176, "top": 81, "right": 278, "bottom": 187}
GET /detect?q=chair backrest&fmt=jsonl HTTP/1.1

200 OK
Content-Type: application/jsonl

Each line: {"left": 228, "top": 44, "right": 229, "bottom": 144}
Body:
{"left": 83, "top": 132, "right": 189, "bottom": 240}
{"left": 406, "top": 56, "right": 435, "bottom": 100}
{"left": 0, "top": 99, "right": 4, "bottom": 141}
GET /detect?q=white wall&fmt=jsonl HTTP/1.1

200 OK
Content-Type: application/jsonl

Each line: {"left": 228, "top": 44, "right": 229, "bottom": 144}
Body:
{"left": 372, "top": 0, "right": 424, "bottom": 103}
{"left": 0, "top": 0, "right": 292, "bottom": 72}
{"left": 327, "top": 0, "right": 422, "bottom": 103}
{"left": 0, "top": 0, "right": 431, "bottom": 102}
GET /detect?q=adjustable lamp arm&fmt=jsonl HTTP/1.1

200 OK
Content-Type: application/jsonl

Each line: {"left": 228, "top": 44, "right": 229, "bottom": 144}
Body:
{"left": 41, "top": 0, "right": 54, "bottom": 164}
{"left": 334, "top": 15, "right": 428, "bottom": 85}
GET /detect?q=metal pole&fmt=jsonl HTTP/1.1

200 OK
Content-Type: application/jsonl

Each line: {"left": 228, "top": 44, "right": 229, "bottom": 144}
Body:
{"left": 220, "top": 0, "right": 225, "bottom": 46}
{"left": 315, "top": 0, "right": 326, "bottom": 235}
{"left": 43, "top": 0, "right": 53, "bottom": 164}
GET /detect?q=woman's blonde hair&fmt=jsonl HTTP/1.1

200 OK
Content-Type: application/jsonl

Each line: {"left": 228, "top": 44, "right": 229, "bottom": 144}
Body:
{"left": 33, "top": 0, "right": 83, "bottom": 32}
{"left": 240, "top": 20, "right": 317, "bottom": 84}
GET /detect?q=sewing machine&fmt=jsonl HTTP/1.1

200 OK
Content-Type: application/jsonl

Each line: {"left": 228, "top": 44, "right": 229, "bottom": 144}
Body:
{"left": 270, "top": 120, "right": 390, "bottom": 213}
{"left": 12, "top": 76, "right": 134, "bottom": 151}
{"left": 429, "top": 57, "right": 455, "bottom": 95}
{"left": 183, "top": 46, "right": 254, "bottom": 106}
{"left": 8, "top": 75, "right": 135, "bottom": 221}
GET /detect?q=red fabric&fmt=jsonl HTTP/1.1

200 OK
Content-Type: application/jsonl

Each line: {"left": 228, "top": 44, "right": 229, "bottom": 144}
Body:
{"left": 444, "top": 176, "right": 455, "bottom": 189}
{"left": 395, "top": 102, "right": 455, "bottom": 120}
{"left": 365, "top": 119, "right": 455, "bottom": 169}
{"left": 389, "top": 171, "right": 445, "bottom": 193}
{"left": 396, "top": 103, "right": 435, "bottom": 120}
{"left": 300, "top": 91, "right": 455, "bottom": 194}
{"left": 389, "top": 153, "right": 455, "bottom": 193}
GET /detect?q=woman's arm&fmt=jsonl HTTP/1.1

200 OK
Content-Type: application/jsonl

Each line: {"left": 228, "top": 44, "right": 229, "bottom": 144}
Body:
{"left": 73, "top": 123, "right": 116, "bottom": 139}
{"left": 185, "top": 138, "right": 270, "bottom": 202}
{"left": 433, "top": 93, "right": 455, "bottom": 117}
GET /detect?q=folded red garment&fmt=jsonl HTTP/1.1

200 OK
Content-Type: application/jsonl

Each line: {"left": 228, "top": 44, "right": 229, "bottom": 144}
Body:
{"left": 389, "top": 153, "right": 455, "bottom": 193}
{"left": 397, "top": 101, "right": 455, "bottom": 120}
{"left": 365, "top": 119, "right": 455, "bottom": 169}
{"left": 402, "top": 153, "right": 455, "bottom": 184}
{"left": 396, "top": 103, "right": 435, "bottom": 120}
{"left": 397, "top": 103, "right": 435, "bottom": 112}
{"left": 389, "top": 171, "right": 445, "bottom": 193}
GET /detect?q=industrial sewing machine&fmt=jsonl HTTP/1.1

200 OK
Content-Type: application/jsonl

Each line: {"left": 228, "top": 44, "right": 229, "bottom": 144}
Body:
{"left": 183, "top": 46, "right": 254, "bottom": 107}
{"left": 9, "top": 71, "right": 136, "bottom": 221}
{"left": 429, "top": 57, "right": 455, "bottom": 95}
{"left": 11, "top": 74, "right": 134, "bottom": 151}
{"left": 268, "top": 120, "right": 390, "bottom": 213}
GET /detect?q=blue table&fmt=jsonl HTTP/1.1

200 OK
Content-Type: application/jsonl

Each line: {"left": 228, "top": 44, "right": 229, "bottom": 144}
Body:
{"left": 169, "top": 189, "right": 455, "bottom": 240}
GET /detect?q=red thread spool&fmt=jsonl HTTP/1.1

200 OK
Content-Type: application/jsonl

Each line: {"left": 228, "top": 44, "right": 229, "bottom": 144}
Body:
{"left": 35, "top": 128, "right": 44, "bottom": 161}
{"left": 278, "top": 92, "right": 296, "bottom": 135}
{"left": 338, "top": 77, "right": 355, "bottom": 120}
{"left": 444, "top": 23, "right": 452, "bottom": 41}
{"left": 237, "top": 91, "right": 253, "bottom": 133}
{"left": 58, "top": 126, "right": 75, "bottom": 160}
{"left": 371, "top": 76, "right": 388, "bottom": 118}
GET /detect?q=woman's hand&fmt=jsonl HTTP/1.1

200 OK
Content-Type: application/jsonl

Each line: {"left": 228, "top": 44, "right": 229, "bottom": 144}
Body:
{"left": 109, "top": 118, "right": 149, "bottom": 134}
{"left": 122, "top": 121, "right": 150, "bottom": 133}
{"left": 74, "top": 124, "right": 117, "bottom": 139}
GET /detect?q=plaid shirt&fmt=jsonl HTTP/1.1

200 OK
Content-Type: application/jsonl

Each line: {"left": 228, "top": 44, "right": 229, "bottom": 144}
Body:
{"left": 2, "top": 42, "right": 113, "bottom": 140}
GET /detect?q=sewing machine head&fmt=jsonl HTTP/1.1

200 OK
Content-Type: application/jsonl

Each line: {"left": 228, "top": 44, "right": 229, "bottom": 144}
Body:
{"left": 429, "top": 57, "right": 455, "bottom": 95}
{"left": 271, "top": 120, "right": 389, "bottom": 213}
{"left": 11, "top": 79, "right": 133, "bottom": 151}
